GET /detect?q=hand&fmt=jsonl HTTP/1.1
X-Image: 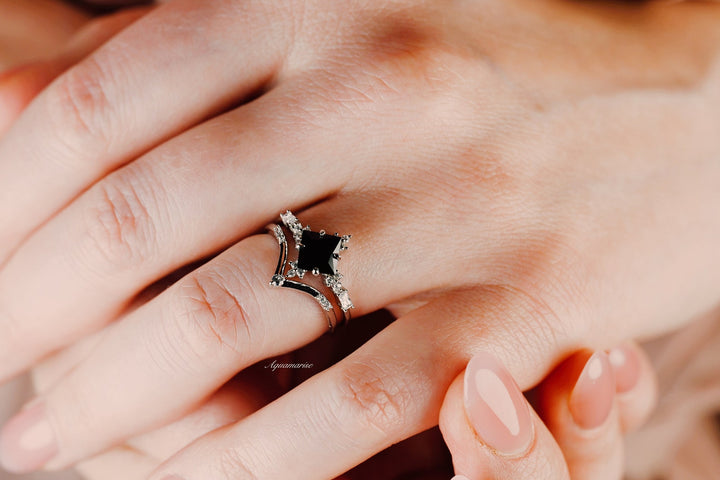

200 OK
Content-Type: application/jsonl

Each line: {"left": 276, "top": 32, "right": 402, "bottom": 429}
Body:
{"left": 32, "top": 327, "right": 657, "bottom": 480}
{"left": 29, "top": 311, "right": 460, "bottom": 480}
{"left": 442, "top": 344, "right": 657, "bottom": 480}
{"left": 0, "top": 0, "right": 718, "bottom": 477}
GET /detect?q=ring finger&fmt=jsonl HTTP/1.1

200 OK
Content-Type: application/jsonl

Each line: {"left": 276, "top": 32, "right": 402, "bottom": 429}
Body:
{"left": 0, "top": 172, "right": 506, "bottom": 473}
{"left": 0, "top": 71, "right": 438, "bottom": 382}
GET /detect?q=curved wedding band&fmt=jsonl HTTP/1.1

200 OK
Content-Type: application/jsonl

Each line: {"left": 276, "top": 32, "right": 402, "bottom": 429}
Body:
{"left": 268, "top": 211, "right": 354, "bottom": 332}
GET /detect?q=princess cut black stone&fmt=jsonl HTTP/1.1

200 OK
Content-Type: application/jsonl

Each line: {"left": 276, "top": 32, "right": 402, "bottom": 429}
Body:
{"left": 297, "top": 230, "right": 342, "bottom": 275}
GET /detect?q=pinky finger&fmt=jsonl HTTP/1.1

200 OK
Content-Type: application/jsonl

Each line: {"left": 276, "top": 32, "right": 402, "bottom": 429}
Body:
{"left": 607, "top": 343, "right": 658, "bottom": 433}
{"left": 439, "top": 352, "right": 570, "bottom": 480}
{"left": 535, "top": 344, "right": 658, "bottom": 480}
{"left": 535, "top": 351, "right": 623, "bottom": 480}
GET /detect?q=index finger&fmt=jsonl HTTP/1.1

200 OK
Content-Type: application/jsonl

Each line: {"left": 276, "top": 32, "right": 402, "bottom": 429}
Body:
{"left": 0, "top": 0, "right": 294, "bottom": 262}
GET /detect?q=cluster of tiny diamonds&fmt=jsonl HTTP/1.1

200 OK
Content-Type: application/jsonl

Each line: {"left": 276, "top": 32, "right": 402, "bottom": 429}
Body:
{"left": 280, "top": 211, "right": 304, "bottom": 246}
{"left": 324, "top": 274, "right": 354, "bottom": 312}
{"left": 286, "top": 261, "right": 305, "bottom": 279}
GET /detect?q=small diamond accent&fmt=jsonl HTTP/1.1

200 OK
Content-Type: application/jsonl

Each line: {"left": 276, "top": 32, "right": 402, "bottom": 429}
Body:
{"left": 272, "top": 225, "right": 285, "bottom": 244}
{"left": 318, "top": 295, "right": 333, "bottom": 311}
{"left": 280, "top": 210, "right": 304, "bottom": 243}
{"left": 337, "top": 290, "right": 354, "bottom": 311}
{"left": 287, "top": 261, "right": 306, "bottom": 279}
{"left": 280, "top": 210, "right": 297, "bottom": 226}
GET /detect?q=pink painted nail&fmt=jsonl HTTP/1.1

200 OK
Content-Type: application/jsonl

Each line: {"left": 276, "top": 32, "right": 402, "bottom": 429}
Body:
{"left": 0, "top": 401, "right": 58, "bottom": 473}
{"left": 608, "top": 344, "right": 641, "bottom": 394}
{"left": 569, "top": 352, "right": 614, "bottom": 430}
{"left": 463, "top": 352, "right": 533, "bottom": 456}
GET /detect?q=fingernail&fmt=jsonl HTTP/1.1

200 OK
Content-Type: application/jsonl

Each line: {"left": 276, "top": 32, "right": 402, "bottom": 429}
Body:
{"left": 452, "top": 476, "right": 471, "bottom": 480}
{"left": 463, "top": 352, "right": 533, "bottom": 456}
{"left": 0, "top": 401, "right": 58, "bottom": 473}
{"left": 608, "top": 344, "right": 641, "bottom": 394}
{"left": 569, "top": 352, "right": 614, "bottom": 430}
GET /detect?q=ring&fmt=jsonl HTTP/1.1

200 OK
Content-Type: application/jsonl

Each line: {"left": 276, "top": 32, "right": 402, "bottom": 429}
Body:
{"left": 268, "top": 210, "right": 354, "bottom": 331}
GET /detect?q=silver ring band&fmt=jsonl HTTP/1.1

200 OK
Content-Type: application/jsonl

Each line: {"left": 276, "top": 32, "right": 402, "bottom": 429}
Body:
{"left": 267, "top": 211, "right": 354, "bottom": 331}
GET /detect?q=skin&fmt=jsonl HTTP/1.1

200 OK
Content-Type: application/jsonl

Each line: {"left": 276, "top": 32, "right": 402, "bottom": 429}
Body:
{"left": 70, "top": 344, "right": 657, "bottom": 480}
{"left": 33, "top": 315, "right": 657, "bottom": 480}
{"left": 0, "top": 0, "right": 717, "bottom": 477}
{"left": 0, "top": 0, "right": 88, "bottom": 70}
{"left": 441, "top": 344, "right": 657, "bottom": 480}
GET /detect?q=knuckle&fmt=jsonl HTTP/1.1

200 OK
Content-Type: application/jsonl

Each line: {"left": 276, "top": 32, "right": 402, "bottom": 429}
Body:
{"left": 81, "top": 173, "right": 158, "bottom": 272}
{"left": 479, "top": 284, "right": 576, "bottom": 360}
{"left": 212, "top": 446, "right": 261, "bottom": 480}
{"left": 48, "top": 57, "right": 116, "bottom": 157}
{"left": 171, "top": 259, "right": 263, "bottom": 365}
{"left": 333, "top": 360, "right": 415, "bottom": 439}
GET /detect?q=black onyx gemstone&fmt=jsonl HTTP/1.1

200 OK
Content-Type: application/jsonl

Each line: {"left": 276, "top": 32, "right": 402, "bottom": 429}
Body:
{"left": 297, "top": 230, "right": 342, "bottom": 275}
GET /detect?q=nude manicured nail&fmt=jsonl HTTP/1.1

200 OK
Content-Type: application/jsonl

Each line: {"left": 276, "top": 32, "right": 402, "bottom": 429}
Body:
{"left": 608, "top": 344, "right": 641, "bottom": 394}
{"left": 0, "top": 401, "right": 58, "bottom": 473}
{"left": 463, "top": 352, "right": 533, "bottom": 456}
{"left": 569, "top": 352, "right": 614, "bottom": 430}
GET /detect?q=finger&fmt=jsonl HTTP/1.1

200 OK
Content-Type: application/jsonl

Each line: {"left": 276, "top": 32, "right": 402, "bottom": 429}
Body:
{"left": 76, "top": 370, "right": 280, "bottom": 480}
{"left": 535, "top": 344, "right": 658, "bottom": 480}
{"left": 0, "top": 75, "right": 374, "bottom": 381}
{"left": 535, "top": 351, "right": 624, "bottom": 480}
{"left": 607, "top": 342, "right": 658, "bottom": 432}
{"left": 340, "top": 428, "right": 452, "bottom": 480}
{"left": 0, "top": 228, "right": 382, "bottom": 472}
{"left": 0, "top": 7, "right": 151, "bottom": 135}
{"left": 0, "top": 60, "right": 472, "bottom": 380}
{"left": 440, "top": 352, "right": 570, "bottom": 480}
{"left": 0, "top": 63, "right": 59, "bottom": 135}
{"left": 133, "top": 289, "right": 575, "bottom": 480}
{"left": 0, "top": 159, "right": 529, "bottom": 472}
{"left": 30, "top": 260, "right": 195, "bottom": 394}
{"left": 0, "top": 0, "right": 294, "bottom": 260}
{"left": 75, "top": 449, "right": 157, "bottom": 480}
{"left": 127, "top": 366, "right": 284, "bottom": 460}
{"left": 0, "top": 26, "right": 484, "bottom": 382}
